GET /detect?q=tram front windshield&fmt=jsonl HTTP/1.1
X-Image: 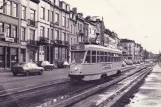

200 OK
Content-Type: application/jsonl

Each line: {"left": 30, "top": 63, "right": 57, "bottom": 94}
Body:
{"left": 71, "top": 51, "right": 85, "bottom": 64}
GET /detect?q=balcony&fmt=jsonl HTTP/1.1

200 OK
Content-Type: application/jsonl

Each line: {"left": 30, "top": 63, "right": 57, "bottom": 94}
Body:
{"left": 52, "top": 40, "right": 62, "bottom": 45}
{"left": 78, "top": 30, "right": 84, "bottom": 36}
{"left": 62, "top": 41, "right": 69, "bottom": 46}
{"left": 27, "top": 19, "right": 38, "bottom": 27}
{"left": 38, "top": 37, "right": 50, "bottom": 45}
{"left": 27, "top": 40, "right": 38, "bottom": 47}
{"left": 30, "top": 0, "right": 40, "bottom": 4}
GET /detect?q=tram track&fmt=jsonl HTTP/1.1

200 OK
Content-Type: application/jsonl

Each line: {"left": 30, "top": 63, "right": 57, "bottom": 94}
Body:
{"left": 0, "top": 64, "right": 147, "bottom": 107}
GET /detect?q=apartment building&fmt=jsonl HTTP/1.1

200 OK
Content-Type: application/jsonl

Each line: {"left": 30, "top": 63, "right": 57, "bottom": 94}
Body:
{"left": 20, "top": 0, "right": 39, "bottom": 63}
{"left": 0, "top": 0, "right": 21, "bottom": 68}
{"left": 76, "top": 13, "right": 84, "bottom": 43}
{"left": 50, "top": 0, "right": 70, "bottom": 63}
{"left": 120, "top": 39, "right": 136, "bottom": 60}
{"left": 69, "top": 8, "right": 77, "bottom": 63}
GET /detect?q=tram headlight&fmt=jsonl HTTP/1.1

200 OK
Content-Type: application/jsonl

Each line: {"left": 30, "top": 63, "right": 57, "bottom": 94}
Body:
{"left": 74, "top": 67, "right": 78, "bottom": 71}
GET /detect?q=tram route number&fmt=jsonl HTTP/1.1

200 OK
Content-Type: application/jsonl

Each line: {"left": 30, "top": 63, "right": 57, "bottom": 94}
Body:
{"left": 102, "top": 63, "right": 112, "bottom": 70}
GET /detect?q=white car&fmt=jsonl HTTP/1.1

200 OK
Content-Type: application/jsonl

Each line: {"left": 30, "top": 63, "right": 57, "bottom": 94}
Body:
{"left": 63, "top": 61, "right": 70, "bottom": 68}
{"left": 36, "top": 61, "right": 56, "bottom": 70}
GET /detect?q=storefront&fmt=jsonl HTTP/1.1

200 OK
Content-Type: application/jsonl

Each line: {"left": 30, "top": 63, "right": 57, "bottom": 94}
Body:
{"left": 0, "top": 46, "right": 18, "bottom": 68}
{"left": 0, "top": 47, "right": 5, "bottom": 68}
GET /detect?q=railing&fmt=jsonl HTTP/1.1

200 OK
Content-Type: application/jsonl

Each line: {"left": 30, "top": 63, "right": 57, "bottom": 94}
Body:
{"left": 39, "top": 37, "right": 50, "bottom": 44}
{"left": 52, "top": 40, "right": 62, "bottom": 45}
{"left": 27, "top": 40, "right": 37, "bottom": 46}
{"left": 27, "top": 19, "right": 38, "bottom": 27}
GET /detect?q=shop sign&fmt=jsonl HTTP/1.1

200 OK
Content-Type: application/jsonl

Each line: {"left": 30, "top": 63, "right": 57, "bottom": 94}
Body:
{"left": 5, "top": 37, "right": 14, "bottom": 42}
{"left": 71, "top": 44, "right": 85, "bottom": 50}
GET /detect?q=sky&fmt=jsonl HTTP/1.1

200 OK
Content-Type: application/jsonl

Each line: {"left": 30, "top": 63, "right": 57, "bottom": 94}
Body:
{"left": 65, "top": 0, "right": 161, "bottom": 54}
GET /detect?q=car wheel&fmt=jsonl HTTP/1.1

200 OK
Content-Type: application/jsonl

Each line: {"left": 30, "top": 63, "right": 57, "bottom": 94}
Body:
{"left": 26, "top": 71, "right": 29, "bottom": 76}
{"left": 50, "top": 66, "right": 54, "bottom": 70}
{"left": 13, "top": 73, "right": 17, "bottom": 76}
{"left": 39, "top": 70, "right": 43, "bottom": 75}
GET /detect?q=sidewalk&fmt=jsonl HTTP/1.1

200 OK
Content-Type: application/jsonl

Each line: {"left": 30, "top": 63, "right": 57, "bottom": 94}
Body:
{"left": 0, "top": 68, "right": 11, "bottom": 73}
{"left": 126, "top": 64, "right": 161, "bottom": 107}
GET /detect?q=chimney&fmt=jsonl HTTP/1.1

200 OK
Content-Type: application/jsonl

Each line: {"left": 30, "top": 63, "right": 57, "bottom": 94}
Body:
{"left": 72, "top": 7, "right": 77, "bottom": 13}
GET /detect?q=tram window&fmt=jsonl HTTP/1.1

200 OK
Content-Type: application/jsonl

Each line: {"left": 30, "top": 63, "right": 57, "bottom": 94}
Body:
{"left": 85, "top": 51, "right": 91, "bottom": 63}
{"left": 97, "top": 51, "right": 100, "bottom": 63}
{"left": 114, "top": 57, "right": 116, "bottom": 62}
{"left": 92, "top": 51, "right": 96, "bottom": 63}
{"left": 105, "top": 56, "right": 107, "bottom": 62}
{"left": 92, "top": 56, "right": 96, "bottom": 63}
{"left": 111, "top": 57, "right": 114, "bottom": 62}
{"left": 100, "top": 51, "right": 104, "bottom": 62}
{"left": 85, "top": 55, "right": 90, "bottom": 63}
{"left": 92, "top": 51, "right": 96, "bottom": 55}
{"left": 108, "top": 57, "right": 111, "bottom": 62}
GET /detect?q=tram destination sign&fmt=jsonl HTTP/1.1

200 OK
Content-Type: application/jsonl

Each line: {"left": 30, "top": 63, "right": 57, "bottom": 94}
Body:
{"left": 71, "top": 44, "right": 85, "bottom": 50}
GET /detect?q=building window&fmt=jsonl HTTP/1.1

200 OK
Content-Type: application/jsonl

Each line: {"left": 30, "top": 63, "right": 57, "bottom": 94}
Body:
{"left": 40, "top": 7, "right": 45, "bottom": 20}
{"left": 71, "top": 25, "right": 72, "bottom": 33}
{"left": 62, "top": 48, "right": 65, "bottom": 60}
{"left": 67, "top": 18, "right": 69, "bottom": 28}
{"left": 30, "top": 9, "right": 35, "bottom": 21}
{"left": 7, "top": 1, "right": 11, "bottom": 15}
{"left": 22, "top": 6, "right": 26, "bottom": 19}
{"left": 70, "top": 38, "right": 72, "bottom": 45}
{"left": 40, "top": 26, "right": 44, "bottom": 37}
{"left": 51, "top": 11, "right": 53, "bottom": 22}
{"left": 12, "top": 25, "right": 17, "bottom": 38}
{"left": 47, "top": 10, "right": 50, "bottom": 21}
{"left": 0, "top": 22, "right": 4, "bottom": 32}
{"left": 13, "top": 3, "right": 18, "bottom": 17}
{"left": 62, "top": 32, "right": 65, "bottom": 41}
{"left": 21, "top": 27, "right": 25, "bottom": 41}
{"left": 55, "top": 47, "right": 58, "bottom": 59}
{"left": 5, "top": 24, "right": 11, "bottom": 37}
{"left": 47, "top": 28, "right": 49, "bottom": 39}
{"left": 55, "top": 13, "right": 59, "bottom": 24}
{"left": 54, "top": 30, "right": 59, "bottom": 40}
{"left": 30, "top": 29, "right": 35, "bottom": 40}
{"left": 51, "top": 29, "right": 54, "bottom": 40}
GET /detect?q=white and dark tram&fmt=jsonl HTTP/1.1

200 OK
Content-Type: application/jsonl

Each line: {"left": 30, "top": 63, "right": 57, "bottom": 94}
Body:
{"left": 69, "top": 44, "right": 126, "bottom": 81}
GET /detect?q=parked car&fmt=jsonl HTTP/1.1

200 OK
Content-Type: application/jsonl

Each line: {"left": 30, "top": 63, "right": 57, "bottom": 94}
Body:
{"left": 122, "top": 61, "right": 127, "bottom": 67}
{"left": 36, "top": 61, "right": 56, "bottom": 70}
{"left": 132, "top": 60, "right": 138, "bottom": 64}
{"left": 63, "top": 61, "right": 70, "bottom": 68}
{"left": 125, "top": 60, "right": 133, "bottom": 65}
{"left": 11, "top": 62, "right": 44, "bottom": 76}
{"left": 56, "top": 60, "right": 64, "bottom": 68}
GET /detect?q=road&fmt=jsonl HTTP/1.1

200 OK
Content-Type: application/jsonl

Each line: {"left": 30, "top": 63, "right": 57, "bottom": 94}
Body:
{"left": 0, "top": 68, "right": 69, "bottom": 91}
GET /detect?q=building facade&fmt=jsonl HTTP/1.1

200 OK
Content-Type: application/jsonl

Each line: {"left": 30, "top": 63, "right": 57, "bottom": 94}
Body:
{"left": 0, "top": 0, "right": 21, "bottom": 68}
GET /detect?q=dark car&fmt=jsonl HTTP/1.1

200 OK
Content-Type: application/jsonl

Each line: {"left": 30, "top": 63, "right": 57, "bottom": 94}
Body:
{"left": 11, "top": 62, "right": 44, "bottom": 76}
{"left": 36, "top": 61, "right": 56, "bottom": 70}
{"left": 56, "top": 60, "right": 64, "bottom": 68}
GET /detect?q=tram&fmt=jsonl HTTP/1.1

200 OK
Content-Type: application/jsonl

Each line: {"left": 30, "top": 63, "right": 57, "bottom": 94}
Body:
{"left": 69, "top": 44, "right": 125, "bottom": 81}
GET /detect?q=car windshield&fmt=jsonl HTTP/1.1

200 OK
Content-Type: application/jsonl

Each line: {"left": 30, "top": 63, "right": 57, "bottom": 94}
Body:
{"left": 14, "top": 62, "right": 26, "bottom": 67}
{"left": 42, "top": 61, "right": 50, "bottom": 65}
{"left": 71, "top": 51, "right": 85, "bottom": 64}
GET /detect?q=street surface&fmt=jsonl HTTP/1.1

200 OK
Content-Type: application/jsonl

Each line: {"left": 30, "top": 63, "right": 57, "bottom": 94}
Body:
{"left": 126, "top": 63, "right": 161, "bottom": 107}
{"left": 0, "top": 68, "right": 69, "bottom": 91}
